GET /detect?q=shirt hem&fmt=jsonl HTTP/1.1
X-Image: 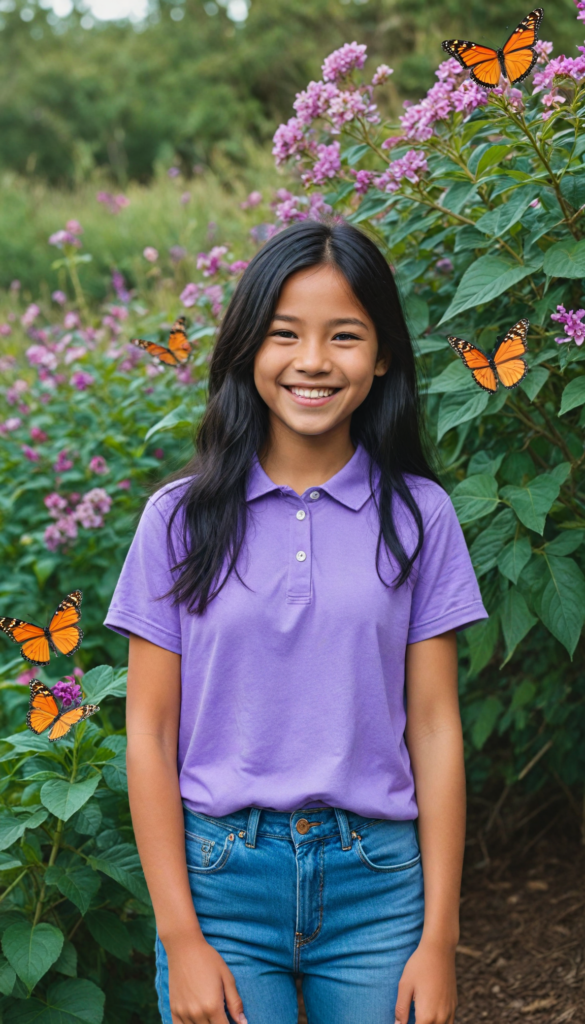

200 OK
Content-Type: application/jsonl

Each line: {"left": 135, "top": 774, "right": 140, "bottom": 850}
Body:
{"left": 407, "top": 601, "right": 488, "bottom": 644}
{"left": 104, "top": 609, "right": 182, "bottom": 655}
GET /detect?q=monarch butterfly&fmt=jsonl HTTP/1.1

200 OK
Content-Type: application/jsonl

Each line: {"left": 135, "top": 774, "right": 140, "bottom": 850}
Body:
{"left": 132, "top": 316, "right": 191, "bottom": 366}
{"left": 442, "top": 9, "right": 544, "bottom": 89}
{"left": 27, "top": 679, "right": 99, "bottom": 742}
{"left": 0, "top": 590, "right": 83, "bottom": 666}
{"left": 447, "top": 319, "right": 529, "bottom": 393}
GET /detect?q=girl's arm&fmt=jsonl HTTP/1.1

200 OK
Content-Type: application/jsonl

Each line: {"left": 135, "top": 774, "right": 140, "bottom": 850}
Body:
{"left": 395, "top": 630, "right": 465, "bottom": 1024}
{"left": 126, "top": 634, "right": 247, "bottom": 1024}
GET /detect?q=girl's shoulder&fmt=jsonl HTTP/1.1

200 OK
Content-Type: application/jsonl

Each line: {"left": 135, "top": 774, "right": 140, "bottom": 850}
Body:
{"left": 142, "top": 477, "right": 193, "bottom": 526}
{"left": 401, "top": 473, "right": 451, "bottom": 525}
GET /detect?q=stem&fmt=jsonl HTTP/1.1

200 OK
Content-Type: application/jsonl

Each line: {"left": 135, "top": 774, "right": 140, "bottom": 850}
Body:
{"left": 66, "top": 258, "right": 90, "bottom": 321}
{"left": 32, "top": 819, "right": 64, "bottom": 926}
{"left": 0, "top": 868, "right": 29, "bottom": 905}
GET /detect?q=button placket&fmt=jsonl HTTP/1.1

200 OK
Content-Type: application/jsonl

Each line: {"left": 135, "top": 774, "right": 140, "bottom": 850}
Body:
{"left": 287, "top": 502, "right": 312, "bottom": 604}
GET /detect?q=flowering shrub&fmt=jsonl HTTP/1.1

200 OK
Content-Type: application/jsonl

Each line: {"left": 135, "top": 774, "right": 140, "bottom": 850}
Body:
{"left": 272, "top": 18, "right": 585, "bottom": 792}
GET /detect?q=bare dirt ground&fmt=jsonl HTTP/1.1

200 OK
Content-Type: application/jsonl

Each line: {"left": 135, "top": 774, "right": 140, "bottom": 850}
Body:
{"left": 297, "top": 800, "right": 585, "bottom": 1023}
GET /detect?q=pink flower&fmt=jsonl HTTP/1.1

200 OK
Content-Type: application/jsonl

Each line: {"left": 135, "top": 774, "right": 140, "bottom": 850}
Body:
{"left": 177, "top": 365, "right": 192, "bottom": 385}
{"left": 203, "top": 284, "right": 224, "bottom": 317}
{"left": 153, "top": 448, "right": 165, "bottom": 459}
{"left": 326, "top": 89, "right": 370, "bottom": 133}
{"left": 97, "top": 192, "right": 129, "bottom": 214}
{"left": 293, "top": 80, "right": 338, "bottom": 125}
{"left": 52, "top": 290, "right": 67, "bottom": 305}
{"left": 10, "top": 280, "right": 20, "bottom": 292}
{"left": 65, "top": 220, "right": 83, "bottom": 236}
{"left": 529, "top": 198, "right": 541, "bottom": 209}
{"left": 196, "top": 246, "right": 228, "bottom": 277}
{"left": 30, "top": 427, "right": 48, "bottom": 442}
{"left": 240, "top": 190, "right": 263, "bottom": 209}
{"left": 6, "top": 380, "right": 28, "bottom": 405}
{"left": 71, "top": 370, "right": 95, "bottom": 390}
{"left": 272, "top": 117, "right": 310, "bottom": 166}
{"left": 551, "top": 304, "right": 585, "bottom": 345}
{"left": 574, "top": 0, "right": 585, "bottom": 24}
{"left": 51, "top": 679, "right": 82, "bottom": 708}
{"left": 435, "top": 257, "right": 453, "bottom": 274}
{"left": 26, "top": 345, "right": 57, "bottom": 370}
{"left": 353, "top": 170, "right": 376, "bottom": 195}
{"left": 64, "top": 311, "right": 80, "bottom": 330}
{"left": 54, "top": 450, "right": 74, "bottom": 472}
{"left": 73, "top": 487, "right": 112, "bottom": 528}
{"left": 533, "top": 52, "right": 585, "bottom": 94}
{"left": 143, "top": 247, "right": 159, "bottom": 263}
{"left": 306, "top": 141, "right": 341, "bottom": 185}
{"left": 169, "top": 245, "right": 187, "bottom": 263}
{"left": 21, "top": 304, "right": 40, "bottom": 328}
{"left": 45, "top": 492, "right": 68, "bottom": 517}
{"left": 117, "top": 478, "right": 131, "bottom": 490}
{"left": 21, "top": 445, "right": 39, "bottom": 462}
{"left": 89, "top": 455, "right": 109, "bottom": 475}
{"left": 375, "top": 150, "right": 429, "bottom": 193}
{"left": 2, "top": 417, "right": 21, "bottom": 433}
{"left": 44, "top": 516, "right": 78, "bottom": 550}
{"left": 0, "top": 323, "right": 12, "bottom": 337}
{"left": 16, "top": 667, "right": 37, "bottom": 686}
{"left": 372, "top": 64, "right": 393, "bottom": 86}
{"left": 228, "top": 260, "right": 249, "bottom": 274}
{"left": 535, "top": 39, "right": 554, "bottom": 61}
{"left": 180, "top": 192, "right": 191, "bottom": 205}
{"left": 168, "top": 166, "right": 180, "bottom": 178}
{"left": 322, "top": 42, "right": 367, "bottom": 83}
{"left": 180, "top": 283, "right": 200, "bottom": 308}
{"left": 49, "top": 229, "right": 81, "bottom": 249}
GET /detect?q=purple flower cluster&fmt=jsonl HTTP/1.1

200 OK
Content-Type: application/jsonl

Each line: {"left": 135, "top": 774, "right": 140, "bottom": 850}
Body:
{"left": 52, "top": 678, "right": 82, "bottom": 708}
{"left": 70, "top": 370, "right": 95, "bottom": 391}
{"left": 97, "top": 191, "right": 130, "bottom": 214}
{"left": 89, "top": 455, "right": 109, "bottom": 475}
{"left": 303, "top": 142, "right": 342, "bottom": 186}
{"left": 196, "top": 246, "right": 228, "bottom": 277}
{"left": 322, "top": 42, "right": 367, "bottom": 83}
{"left": 240, "top": 191, "right": 263, "bottom": 209}
{"left": 43, "top": 486, "right": 113, "bottom": 550}
{"left": 550, "top": 305, "right": 585, "bottom": 345}
{"left": 374, "top": 150, "right": 429, "bottom": 193}
{"left": 399, "top": 58, "right": 487, "bottom": 142}
{"left": 49, "top": 220, "right": 83, "bottom": 250}
{"left": 272, "top": 190, "right": 332, "bottom": 225}
{"left": 575, "top": 0, "right": 585, "bottom": 24}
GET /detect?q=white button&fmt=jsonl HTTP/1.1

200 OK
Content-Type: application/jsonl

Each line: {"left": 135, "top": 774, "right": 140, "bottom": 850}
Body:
{"left": 296, "top": 550, "right": 306, "bottom": 562}
{"left": 309, "top": 491, "right": 320, "bottom": 500}
{"left": 296, "top": 510, "right": 306, "bottom": 520}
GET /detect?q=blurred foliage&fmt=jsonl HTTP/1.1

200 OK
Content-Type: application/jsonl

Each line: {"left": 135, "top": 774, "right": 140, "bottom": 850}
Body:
{"left": 0, "top": 0, "right": 580, "bottom": 185}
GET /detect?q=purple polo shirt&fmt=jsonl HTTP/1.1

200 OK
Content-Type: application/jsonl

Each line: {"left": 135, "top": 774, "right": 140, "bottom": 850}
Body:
{"left": 105, "top": 446, "right": 487, "bottom": 820}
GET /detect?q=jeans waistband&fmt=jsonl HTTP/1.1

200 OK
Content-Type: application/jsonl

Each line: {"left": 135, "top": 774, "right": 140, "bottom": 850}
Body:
{"left": 183, "top": 805, "right": 385, "bottom": 851}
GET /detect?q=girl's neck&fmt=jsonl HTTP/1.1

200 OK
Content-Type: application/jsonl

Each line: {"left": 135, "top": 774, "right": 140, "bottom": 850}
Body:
{"left": 259, "top": 416, "right": 355, "bottom": 496}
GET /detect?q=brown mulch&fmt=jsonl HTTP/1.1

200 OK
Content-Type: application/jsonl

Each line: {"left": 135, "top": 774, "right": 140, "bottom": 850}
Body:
{"left": 297, "top": 799, "right": 585, "bottom": 1023}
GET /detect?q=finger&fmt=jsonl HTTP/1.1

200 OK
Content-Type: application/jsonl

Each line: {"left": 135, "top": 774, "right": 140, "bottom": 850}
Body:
{"left": 222, "top": 968, "right": 247, "bottom": 1024}
{"left": 394, "top": 980, "right": 414, "bottom": 1024}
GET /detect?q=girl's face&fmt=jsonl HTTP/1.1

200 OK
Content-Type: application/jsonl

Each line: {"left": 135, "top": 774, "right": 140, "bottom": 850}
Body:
{"left": 254, "top": 264, "right": 388, "bottom": 439}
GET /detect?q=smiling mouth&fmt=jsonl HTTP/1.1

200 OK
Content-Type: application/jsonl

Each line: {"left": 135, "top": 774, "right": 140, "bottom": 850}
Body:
{"left": 285, "top": 385, "right": 340, "bottom": 399}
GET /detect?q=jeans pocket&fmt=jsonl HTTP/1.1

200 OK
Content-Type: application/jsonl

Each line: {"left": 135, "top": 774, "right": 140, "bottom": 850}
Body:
{"left": 355, "top": 819, "right": 421, "bottom": 873}
{"left": 184, "top": 812, "right": 236, "bottom": 874}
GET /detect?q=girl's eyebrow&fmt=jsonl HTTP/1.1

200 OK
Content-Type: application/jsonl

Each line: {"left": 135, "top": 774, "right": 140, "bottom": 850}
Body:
{"left": 272, "top": 314, "right": 368, "bottom": 329}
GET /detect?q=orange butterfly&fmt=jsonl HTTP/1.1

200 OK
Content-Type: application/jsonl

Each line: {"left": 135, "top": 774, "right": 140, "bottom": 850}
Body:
{"left": 447, "top": 319, "right": 529, "bottom": 393}
{"left": 0, "top": 590, "right": 83, "bottom": 666}
{"left": 27, "top": 679, "right": 99, "bottom": 742}
{"left": 132, "top": 316, "right": 191, "bottom": 366}
{"left": 442, "top": 9, "right": 543, "bottom": 89}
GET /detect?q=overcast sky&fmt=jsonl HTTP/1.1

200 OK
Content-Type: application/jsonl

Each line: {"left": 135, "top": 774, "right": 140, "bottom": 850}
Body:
{"left": 48, "top": 0, "right": 249, "bottom": 22}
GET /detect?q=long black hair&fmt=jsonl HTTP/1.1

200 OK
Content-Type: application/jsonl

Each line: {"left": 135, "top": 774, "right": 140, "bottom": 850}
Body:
{"left": 165, "top": 220, "right": 438, "bottom": 614}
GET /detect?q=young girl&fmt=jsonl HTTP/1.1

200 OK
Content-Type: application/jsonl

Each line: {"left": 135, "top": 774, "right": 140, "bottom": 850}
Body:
{"left": 106, "top": 221, "right": 487, "bottom": 1024}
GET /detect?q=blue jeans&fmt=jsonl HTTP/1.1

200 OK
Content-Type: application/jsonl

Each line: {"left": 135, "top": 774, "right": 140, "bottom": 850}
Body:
{"left": 156, "top": 806, "right": 424, "bottom": 1024}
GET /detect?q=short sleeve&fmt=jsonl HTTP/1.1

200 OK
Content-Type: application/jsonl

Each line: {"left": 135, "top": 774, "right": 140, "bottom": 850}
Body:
{"left": 407, "top": 496, "right": 488, "bottom": 644}
{"left": 104, "top": 494, "right": 182, "bottom": 654}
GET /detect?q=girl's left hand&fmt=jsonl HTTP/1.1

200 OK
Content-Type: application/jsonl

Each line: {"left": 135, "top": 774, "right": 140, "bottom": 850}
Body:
{"left": 394, "top": 939, "right": 457, "bottom": 1024}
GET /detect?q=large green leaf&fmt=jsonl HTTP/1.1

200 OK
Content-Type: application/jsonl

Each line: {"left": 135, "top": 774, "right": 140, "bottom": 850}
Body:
{"left": 403, "top": 294, "right": 429, "bottom": 337}
{"left": 52, "top": 942, "right": 77, "bottom": 978}
{"left": 472, "top": 696, "right": 503, "bottom": 750}
{"left": 2, "top": 978, "right": 105, "bottom": 1024}
{"left": 520, "top": 366, "right": 549, "bottom": 402}
{"left": 0, "top": 808, "right": 49, "bottom": 852}
{"left": 40, "top": 776, "right": 100, "bottom": 823}
{"left": 498, "top": 536, "right": 532, "bottom": 584}
{"left": 80, "top": 665, "right": 126, "bottom": 703}
{"left": 500, "top": 588, "right": 537, "bottom": 664}
{"left": 559, "top": 376, "right": 585, "bottom": 415}
{"left": 470, "top": 509, "right": 516, "bottom": 577}
{"left": 451, "top": 474, "right": 499, "bottom": 524}
{"left": 0, "top": 955, "right": 16, "bottom": 996}
{"left": 427, "top": 360, "right": 474, "bottom": 394}
{"left": 546, "top": 530, "right": 585, "bottom": 556}
{"left": 88, "top": 844, "right": 149, "bottom": 904}
{"left": 542, "top": 238, "right": 585, "bottom": 279}
{"left": 538, "top": 555, "right": 585, "bottom": 656}
{"left": 475, "top": 188, "right": 538, "bottom": 237}
{"left": 70, "top": 801, "right": 102, "bottom": 837}
{"left": 437, "top": 390, "right": 489, "bottom": 439}
{"left": 85, "top": 911, "right": 132, "bottom": 962}
{"left": 438, "top": 256, "right": 542, "bottom": 324}
{"left": 45, "top": 864, "right": 101, "bottom": 917}
{"left": 144, "top": 403, "right": 194, "bottom": 442}
{"left": 501, "top": 471, "right": 565, "bottom": 534}
{"left": 2, "top": 921, "right": 63, "bottom": 992}
{"left": 560, "top": 171, "right": 585, "bottom": 209}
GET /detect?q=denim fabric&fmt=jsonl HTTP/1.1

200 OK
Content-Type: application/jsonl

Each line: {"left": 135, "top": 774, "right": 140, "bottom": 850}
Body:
{"left": 155, "top": 806, "right": 424, "bottom": 1024}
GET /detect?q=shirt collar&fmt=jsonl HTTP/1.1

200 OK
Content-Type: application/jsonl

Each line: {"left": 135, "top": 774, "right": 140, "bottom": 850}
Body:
{"left": 246, "top": 444, "right": 375, "bottom": 512}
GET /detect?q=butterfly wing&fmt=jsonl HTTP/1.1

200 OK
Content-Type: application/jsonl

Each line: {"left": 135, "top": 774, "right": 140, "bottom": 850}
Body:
{"left": 48, "top": 590, "right": 84, "bottom": 658}
{"left": 27, "top": 680, "right": 59, "bottom": 735}
{"left": 132, "top": 339, "right": 179, "bottom": 366}
{"left": 48, "top": 704, "right": 100, "bottom": 742}
{"left": 501, "top": 9, "right": 543, "bottom": 84}
{"left": 0, "top": 617, "right": 51, "bottom": 665}
{"left": 167, "top": 317, "right": 191, "bottom": 364}
{"left": 493, "top": 318, "right": 529, "bottom": 389}
{"left": 447, "top": 336, "right": 498, "bottom": 393}
{"left": 441, "top": 39, "right": 502, "bottom": 89}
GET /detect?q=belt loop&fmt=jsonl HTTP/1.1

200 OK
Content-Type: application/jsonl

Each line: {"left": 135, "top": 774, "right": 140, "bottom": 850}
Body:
{"left": 334, "top": 808, "right": 352, "bottom": 851}
{"left": 246, "top": 807, "right": 261, "bottom": 848}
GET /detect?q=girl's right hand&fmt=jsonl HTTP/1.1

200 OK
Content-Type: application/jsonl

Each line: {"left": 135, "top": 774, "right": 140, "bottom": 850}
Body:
{"left": 166, "top": 934, "right": 247, "bottom": 1024}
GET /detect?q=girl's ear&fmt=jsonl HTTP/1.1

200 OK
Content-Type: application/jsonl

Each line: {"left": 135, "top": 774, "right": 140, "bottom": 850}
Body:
{"left": 374, "top": 353, "right": 391, "bottom": 377}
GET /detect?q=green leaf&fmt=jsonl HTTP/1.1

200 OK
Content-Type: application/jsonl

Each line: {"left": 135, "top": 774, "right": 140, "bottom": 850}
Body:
{"left": 438, "top": 256, "right": 542, "bottom": 324}
{"left": 0, "top": 808, "right": 49, "bottom": 852}
{"left": 40, "top": 776, "right": 100, "bottom": 823}
{"left": 539, "top": 555, "right": 585, "bottom": 656}
{"left": 542, "top": 238, "right": 585, "bottom": 279}
{"left": 441, "top": 181, "right": 479, "bottom": 213}
{"left": 472, "top": 696, "right": 503, "bottom": 749}
{"left": 45, "top": 864, "right": 101, "bottom": 916}
{"left": 451, "top": 474, "right": 499, "bottom": 524}
{"left": 467, "top": 451, "right": 504, "bottom": 477}
{"left": 2, "top": 978, "right": 106, "bottom": 1024}
{"left": 559, "top": 171, "right": 585, "bottom": 209}
{"left": 559, "top": 376, "right": 585, "bottom": 415}
{"left": 437, "top": 390, "right": 489, "bottom": 440}
{"left": 348, "top": 193, "right": 391, "bottom": 224}
{"left": 520, "top": 366, "right": 549, "bottom": 402}
{"left": 427, "top": 360, "right": 474, "bottom": 394}
{"left": 70, "top": 800, "right": 102, "bottom": 837}
{"left": 88, "top": 844, "right": 149, "bottom": 904}
{"left": 470, "top": 509, "right": 517, "bottom": 577}
{"left": 453, "top": 226, "right": 492, "bottom": 252}
{"left": 403, "top": 294, "right": 429, "bottom": 337}
{"left": 546, "top": 530, "right": 585, "bottom": 556}
{"left": 466, "top": 615, "right": 499, "bottom": 677}
{"left": 0, "top": 955, "right": 16, "bottom": 996}
{"left": 144, "top": 404, "right": 192, "bottom": 442}
{"left": 475, "top": 144, "right": 514, "bottom": 177}
{"left": 0, "top": 853, "right": 22, "bottom": 872}
{"left": 52, "top": 941, "right": 77, "bottom": 978}
{"left": 475, "top": 188, "right": 539, "bottom": 237}
{"left": 500, "top": 589, "right": 537, "bottom": 664}
{"left": 501, "top": 472, "right": 564, "bottom": 534}
{"left": 85, "top": 911, "right": 132, "bottom": 962}
{"left": 80, "top": 665, "right": 126, "bottom": 702}
{"left": 32, "top": 558, "right": 59, "bottom": 587}
{"left": 2, "top": 921, "right": 64, "bottom": 991}
{"left": 498, "top": 536, "right": 532, "bottom": 584}
{"left": 342, "top": 143, "right": 370, "bottom": 166}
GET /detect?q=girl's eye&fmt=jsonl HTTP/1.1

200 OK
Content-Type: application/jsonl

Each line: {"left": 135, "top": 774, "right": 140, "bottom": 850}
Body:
{"left": 333, "top": 332, "right": 360, "bottom": 341}
{"left": 271, "top": 330, "right": 297, "bottom": 339}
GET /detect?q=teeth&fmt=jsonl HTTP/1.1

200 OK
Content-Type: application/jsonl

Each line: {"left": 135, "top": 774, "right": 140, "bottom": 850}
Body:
{"left": 290, "top": 387, "right": 336, "bottom": 398}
